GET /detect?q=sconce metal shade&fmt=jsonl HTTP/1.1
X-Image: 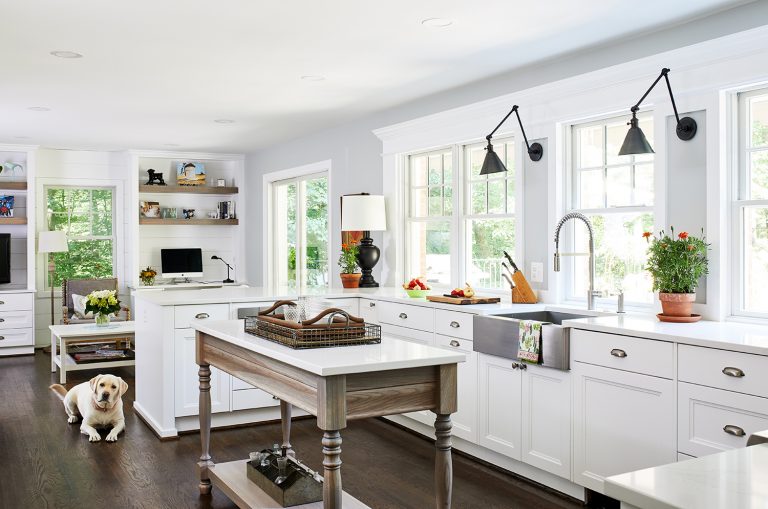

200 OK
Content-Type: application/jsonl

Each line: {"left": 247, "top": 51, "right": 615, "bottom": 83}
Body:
{"left": 480, "top": 144, "right": 508, "bottom": 175}
{"left": 618, "top": 116, "right": 655, "bottom": 155}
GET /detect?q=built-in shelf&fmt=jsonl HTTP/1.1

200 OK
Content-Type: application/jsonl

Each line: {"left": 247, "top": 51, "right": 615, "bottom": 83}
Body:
{"left": 0, "top": 181, "right": 27, "bottom": 191}
{"left": 139, "top": 184, "right": 238, "bottom": 195}
{"left": 139, "top": 218, "right": 238, "bottom": 226}
{"left": 0, "top": 217, "right": 27, "bottom": 225}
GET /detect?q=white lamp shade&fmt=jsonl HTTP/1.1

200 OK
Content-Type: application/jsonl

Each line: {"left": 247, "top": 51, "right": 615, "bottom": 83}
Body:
{"left": 341, "top": 195, "right": 386, "bottom": 231}
{"left": 38, "top": 230, "right": 69, "bottom": 253}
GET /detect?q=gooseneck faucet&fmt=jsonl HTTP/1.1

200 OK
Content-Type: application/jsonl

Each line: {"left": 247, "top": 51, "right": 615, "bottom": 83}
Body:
{"left": 553, "top": 212, "right": 599, "bottom": 310}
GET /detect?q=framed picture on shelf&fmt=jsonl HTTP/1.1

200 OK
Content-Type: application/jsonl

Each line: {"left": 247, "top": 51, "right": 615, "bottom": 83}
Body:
{"left": 0, "top": 195, "right": 14, "bottom": 217}
{"left": 216, "top": 178, "right": 226, "bottom": 187}
{"left": 140, "top": 201, "right": 160, "bottom": 218}
{"left": 161, "top": 207, "right": 177, "bottom": 219}
{"left": 176, "top": 162, "right": 206, "bottom": 186}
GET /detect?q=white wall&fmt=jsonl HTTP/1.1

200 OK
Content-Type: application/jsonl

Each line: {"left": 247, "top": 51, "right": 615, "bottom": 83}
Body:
{"left": 245, "top": 1, "right": 768, "bottom": 290}
{"left": 33, "top": 149, "right": 130, "bottom": 347}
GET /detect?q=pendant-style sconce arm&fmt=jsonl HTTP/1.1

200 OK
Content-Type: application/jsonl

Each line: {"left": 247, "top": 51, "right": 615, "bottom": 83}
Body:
{"left": 481, "top": 105, "right": 543, "bottom": 175}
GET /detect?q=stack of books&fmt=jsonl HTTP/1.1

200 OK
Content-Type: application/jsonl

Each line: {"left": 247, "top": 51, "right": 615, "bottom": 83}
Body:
{"left": 217, "top": 200, "right": 235, "bottom": 219}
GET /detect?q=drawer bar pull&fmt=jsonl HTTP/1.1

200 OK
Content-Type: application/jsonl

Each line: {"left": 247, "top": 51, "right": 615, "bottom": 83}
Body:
{"left": 722, "top": 366, "right": 745, "bottom": 378}
{"left": 195, "top": 313, "right": 210, "bottom": 319}
{"left": 449, "top": 340, "right": 460, "bottom": 348}
{"left": 398, "top": 312, "right": 408, "bottom": 319}
{"left": 723, "top": 424, "right": 746, "bottom": 437}
{"left": 610, "top": 348, "right": 627, "bottom": 358}
{"left": 449, "top": 321, "right": 460, "bottom": 328}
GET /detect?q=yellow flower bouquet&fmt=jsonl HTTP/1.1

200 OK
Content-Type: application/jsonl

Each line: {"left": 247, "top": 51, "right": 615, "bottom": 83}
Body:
{"left": 85, "top": 289, "right": 121, "bottom": 326}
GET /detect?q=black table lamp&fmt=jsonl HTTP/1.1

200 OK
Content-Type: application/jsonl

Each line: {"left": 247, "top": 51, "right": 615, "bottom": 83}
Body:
{"left": 341, "top": 194, "right": 387, "bottom": 288}
{"left": 211, "top": 255, "right": 234, "bottom": 284}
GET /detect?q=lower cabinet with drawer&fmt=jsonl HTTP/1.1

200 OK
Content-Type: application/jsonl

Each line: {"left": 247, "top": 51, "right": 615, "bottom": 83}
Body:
{"left": 0, "top": 291, "right": 34, "bottom": 356}
{"left": 678, "top": 381, "right": 768, "bottom": 457}
{"left": 377, "top": 300, "right": 434, "bottom": 331}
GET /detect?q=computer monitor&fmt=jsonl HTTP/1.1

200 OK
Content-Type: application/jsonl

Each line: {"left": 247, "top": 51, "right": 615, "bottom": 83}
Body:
{"left": 160, "top": 248, "right": 203, "bottom": 279}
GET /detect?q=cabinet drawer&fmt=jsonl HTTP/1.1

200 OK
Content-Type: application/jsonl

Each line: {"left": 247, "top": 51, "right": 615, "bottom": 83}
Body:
{"left": 435, "top": 334, "right": 472, "bottom": 353}
{"left": 679, "top": 344, "right": 768, "bottom": 398}
{"left": 380, "top": 323, "right": 433, "bottom": 345}
{"left": 0, "top": 328, "right": 33, "bottom": 348}
{"left": 377, "top": 301, "right": 434, "bottom": 332}
{"left": 571, "top": 329, "right": 674, "bottom": 379}
{"left": 359, "top": 299, "right": 378, "bottom": 324}
{"left": 678, "top": 382, "right": 768, "bottom": 457}
{"left": 0, "top": 293, "right": 33, "bottom": 311}
{"left": 435, "top": 310, "right": 473, "bottom": 340}
{"left": 232, "top": 388, "right": 280, "bottom": 411}
{"left": 0, "top": 311, "right": 33, "bottom": 330}
{"left": 174, "top": 304, "right": 229, "bottom": 329}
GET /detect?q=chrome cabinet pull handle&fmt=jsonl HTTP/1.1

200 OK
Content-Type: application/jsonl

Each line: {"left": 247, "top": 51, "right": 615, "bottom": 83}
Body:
{"left": 0, "top": 318, "right": 5, "bottom": 323}
{"left": 195, "top": 313, "right": 210, "bottom": 319}
{"left": 398, "top": 312, "right": 407, "bottom": 319}
{"left": 511, "top": 362, "right": 519, "bottom": 369}
{"left": 449, "top": 340, "right": 460, "bottom": 348}
{"left": 369, "top": 302, "right": 376, "bottom": 307}
{"left": 519, "top": 363, "right": 527, "bottom": 370}
{"left": 723, "top": 424, "right": 746, "bottom": 437}
{"left": 449, "top": 321, "right": 460, "bottom": 328}
{"left": 0, "top": 336, "right": 5, "bottom": 340}
{"left": 722, "top": 367, "right": 745, "bottom": 378}
{"left": 0, "top": 301, "right": 5, "bottom": 305}
{"left": 610, "top": 348, "right": 627, "bottom": 358}
{"left": 272, "top": 395, "right": 279, "bottom": 400}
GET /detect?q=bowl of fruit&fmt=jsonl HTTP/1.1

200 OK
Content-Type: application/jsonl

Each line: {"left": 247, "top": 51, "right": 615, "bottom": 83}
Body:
{"left": 403, "top": 277, "right": 431, "bottom": 298}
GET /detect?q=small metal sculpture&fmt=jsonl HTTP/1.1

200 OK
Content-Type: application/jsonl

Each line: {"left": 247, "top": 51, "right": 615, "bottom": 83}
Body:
{"left": 146, "top": 169, "right": 166, "bottom": 185}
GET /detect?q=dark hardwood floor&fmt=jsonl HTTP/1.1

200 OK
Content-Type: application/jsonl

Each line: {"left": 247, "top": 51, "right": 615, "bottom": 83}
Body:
{"left": 0, "top": 352, "right": 583, "bottom": 509}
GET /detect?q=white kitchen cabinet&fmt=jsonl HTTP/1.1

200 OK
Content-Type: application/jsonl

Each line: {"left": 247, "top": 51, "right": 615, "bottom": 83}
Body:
{"left": 173, "top": 328, "right": 231, "bottom": 417}
{"left": 358, "top": 298, "right": 379, "bottom": 324}
{"left": 478, "top": 353, "right": 522, "bottom": 460}
{"left": 435, "top": 334, "right": 477, "bottom": 443}
{"left": 572, "top": 361, "right": 676, "bottom": 492}
{"left": 521, "top": 364, "right": 572, "bottom": 479}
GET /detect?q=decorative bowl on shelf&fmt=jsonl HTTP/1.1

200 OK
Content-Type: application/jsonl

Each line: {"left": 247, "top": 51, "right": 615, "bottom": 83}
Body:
{"left": 404, "top": 289, "right": 430, "bottom": 298}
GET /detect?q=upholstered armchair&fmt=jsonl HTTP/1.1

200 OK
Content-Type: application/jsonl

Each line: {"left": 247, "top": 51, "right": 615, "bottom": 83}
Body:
{"left": 61, "top": 277, "right": 131, "bottom": 325}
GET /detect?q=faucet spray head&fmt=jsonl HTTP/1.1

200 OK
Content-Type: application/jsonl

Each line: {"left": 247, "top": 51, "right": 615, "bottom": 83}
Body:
{"left": 554, "top": 251, "right": 561, "bottom": 272}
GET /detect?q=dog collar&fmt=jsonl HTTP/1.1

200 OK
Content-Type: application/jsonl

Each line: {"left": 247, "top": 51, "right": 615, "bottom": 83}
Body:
{"left": 92, "top": 400, "right": 110, "bottom": 412}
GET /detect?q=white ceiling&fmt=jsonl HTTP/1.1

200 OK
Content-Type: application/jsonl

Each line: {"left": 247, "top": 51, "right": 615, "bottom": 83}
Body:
{"left": 0, "top": 0, "right": 752, "bottom": 153}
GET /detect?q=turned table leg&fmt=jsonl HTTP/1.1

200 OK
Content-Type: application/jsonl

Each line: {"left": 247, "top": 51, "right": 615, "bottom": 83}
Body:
{"left": 322, "top": 430, "right": 342, "bottom": 509}
{"left": 198, "top": 364, "right": 214, "bottom": 495}
{"left": 280, "top": 400, "right": 295, "bottom": 457}
{"left": 435, "top": 413, "right": 453, "bottom": 509}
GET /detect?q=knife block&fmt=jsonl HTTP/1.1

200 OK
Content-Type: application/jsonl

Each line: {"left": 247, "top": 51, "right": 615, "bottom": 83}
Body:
{"left": 511, "top": 271, "right": 538, "bottom": 304}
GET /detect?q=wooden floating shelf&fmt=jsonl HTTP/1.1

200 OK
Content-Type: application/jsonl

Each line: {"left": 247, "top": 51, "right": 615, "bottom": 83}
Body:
{"left": 139, "top": 185, "right": 238, "bottom": 195}
{"left": 139, "top": 218, "right": 238, "bottom": 226}
{"left": 0, "top": 217, "right": 27, "bottom": 225}
{"left": 0, "top": 181, "right": 27, "bottom": 191}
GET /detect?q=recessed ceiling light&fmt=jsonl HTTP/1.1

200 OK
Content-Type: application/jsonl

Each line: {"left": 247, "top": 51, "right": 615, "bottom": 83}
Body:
{"left": 50, "top": 51, "right": 83, "bottom": 59}
{"left": 301, "top": 75, "right": 326, "bottom": 82}
{"left": 421, "top": 18, "right": 453, "bottom": 28}
{"left": 164, "top": 143, "right": 180, "bottom": 147}
{"left": 214, "top": 119, "right": 235, "bottom": 124}
{"left": 27, "top": 106, "right": 51, "bottom": 112}
{"left": 14, "top": 136, "right": 29, "bottom": 139}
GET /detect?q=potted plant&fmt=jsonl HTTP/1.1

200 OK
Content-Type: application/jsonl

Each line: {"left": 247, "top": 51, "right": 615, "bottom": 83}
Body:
{"left": 85, "top": 289, "right": 121, "bottom": 327}
{"left": 140, "top": 266, "right": 157, "bottom": 286}
{"left": 338, "top": 242, "right": 362, "bottom": 288}
{"left": 643, "top": 228, "right": 708, "bottom": 321}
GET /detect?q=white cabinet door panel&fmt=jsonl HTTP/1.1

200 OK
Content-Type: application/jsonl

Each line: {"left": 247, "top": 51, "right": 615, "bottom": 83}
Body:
{"left": 478, "top": 353, "right": 522, "bottom": 460}
{"left": 435, "top": 334, "right": 477, "bottom": 443}
{"left": 174, "top": 328, "right": 231, "bottom": 417}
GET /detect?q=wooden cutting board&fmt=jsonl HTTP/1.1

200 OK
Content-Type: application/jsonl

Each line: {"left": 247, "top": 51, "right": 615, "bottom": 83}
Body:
{"left": 426, "top": 295, "right": 501, "bottom": 305}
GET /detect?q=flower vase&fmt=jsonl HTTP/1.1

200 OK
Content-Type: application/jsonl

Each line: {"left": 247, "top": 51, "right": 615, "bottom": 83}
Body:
{"left": 95, "top": 313, "right": 110, "bottom": 327}
{"left": 141, "top": 277, "right": 155, "bottom": 287}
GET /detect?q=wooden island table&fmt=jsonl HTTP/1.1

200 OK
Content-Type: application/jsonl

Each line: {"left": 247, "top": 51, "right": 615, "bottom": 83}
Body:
{"left": 192, "top": 320, "right": 465, "bottom": 509}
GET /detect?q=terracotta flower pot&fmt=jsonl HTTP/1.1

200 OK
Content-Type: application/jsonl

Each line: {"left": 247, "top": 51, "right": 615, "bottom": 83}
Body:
{"left": 340, "top": 273, "right": 362, "bottom": 289}
{"left": 658, "top": 292, "right": 695, "bottom": 317}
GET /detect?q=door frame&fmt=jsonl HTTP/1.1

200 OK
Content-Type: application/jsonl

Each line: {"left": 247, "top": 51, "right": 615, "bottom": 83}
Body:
{"left": 262, "top": 160, "right": 331, "bottom": 289}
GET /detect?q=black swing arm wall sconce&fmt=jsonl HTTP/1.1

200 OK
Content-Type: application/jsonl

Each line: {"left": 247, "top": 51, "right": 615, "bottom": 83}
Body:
{"left": 480, "top": 104, "right": 543, "bottom": 175}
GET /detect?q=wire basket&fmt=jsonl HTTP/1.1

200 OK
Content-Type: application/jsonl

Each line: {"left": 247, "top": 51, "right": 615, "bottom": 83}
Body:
{"left": 243, "top": 300, "right": 382, "bottom": 349}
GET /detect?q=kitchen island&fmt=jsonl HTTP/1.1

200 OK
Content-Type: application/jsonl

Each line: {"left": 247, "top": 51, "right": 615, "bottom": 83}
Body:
{"left": 192, "top": 319, "right": 465, "bottom": 509}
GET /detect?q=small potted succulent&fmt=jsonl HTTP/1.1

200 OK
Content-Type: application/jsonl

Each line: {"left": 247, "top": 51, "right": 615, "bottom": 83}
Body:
{"left": 643, "top": 228, "right": 708, "bottom": 321}
{"left": 139, "top": 266, "right": 157, "bottom": 286}
{"left": 338, "top": 242, "right": 361, "bottom": 288}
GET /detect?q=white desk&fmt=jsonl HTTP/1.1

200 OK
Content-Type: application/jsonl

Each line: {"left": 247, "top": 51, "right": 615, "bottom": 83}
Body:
{"left": 50, "top": 322, "right": 136, "bottom": 383}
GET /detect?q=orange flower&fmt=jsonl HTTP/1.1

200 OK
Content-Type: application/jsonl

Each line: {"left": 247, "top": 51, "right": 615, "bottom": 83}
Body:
{"left": 678, "top": 232, "right": 689, "bottom": 239}
{"left": 341, "top": 243, "right": 348, "bottom": 250}
{"left": 642, "top": 231, "right": 652, "bottom": 239}
{"left": 687, "top": 244, "right": 695, "bottom": 251}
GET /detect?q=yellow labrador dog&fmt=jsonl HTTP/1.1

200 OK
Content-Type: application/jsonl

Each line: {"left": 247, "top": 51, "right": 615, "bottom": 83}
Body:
{"left": 50, "top": 374, "right": 128, "bottom": 442}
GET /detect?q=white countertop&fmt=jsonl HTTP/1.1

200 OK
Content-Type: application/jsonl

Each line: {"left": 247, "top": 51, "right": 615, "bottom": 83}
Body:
{"left": 605, "top": 444, "right": 768, "bottom": 509}
{"left": 133, "top": 285, "right": 546, "bottom": 315}
{"left": 193, "top": 319, "right": 466, "bottom": 376}
{"left": 563, "top": 314, "right": 768, "bottom": 355}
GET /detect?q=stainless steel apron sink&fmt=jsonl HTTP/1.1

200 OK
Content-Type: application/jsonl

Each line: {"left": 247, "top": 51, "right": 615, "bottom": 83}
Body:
{"left": 473, "top": 311, "right": 591, "bottom": 371}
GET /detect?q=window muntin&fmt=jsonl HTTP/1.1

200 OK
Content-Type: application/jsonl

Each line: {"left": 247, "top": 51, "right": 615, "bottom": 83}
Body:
{"left": 569, "top": 114, "right": 654, "bottom": 304}
{"left": 46, "top": 187, "right": 116, "bottom": 286}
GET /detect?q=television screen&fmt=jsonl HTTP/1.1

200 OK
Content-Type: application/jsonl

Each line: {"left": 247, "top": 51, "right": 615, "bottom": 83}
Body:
{"left": 160, "top": 248, "right": 203, "bottom": 278}
{"left": 0, "top": 234, "right": 10, "bottom": 284}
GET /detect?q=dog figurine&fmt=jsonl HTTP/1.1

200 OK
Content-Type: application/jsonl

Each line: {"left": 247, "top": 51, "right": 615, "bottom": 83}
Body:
{"left": 146, "top": 169, "right": 166, "bottom": 186}
{"left": 50, "top": 374, "right": 128, "bottom": 442}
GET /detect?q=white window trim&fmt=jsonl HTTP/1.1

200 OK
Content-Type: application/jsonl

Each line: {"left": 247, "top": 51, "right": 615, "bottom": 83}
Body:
{"left": 262, "top": 160, "right": 332, "bottom": 289}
